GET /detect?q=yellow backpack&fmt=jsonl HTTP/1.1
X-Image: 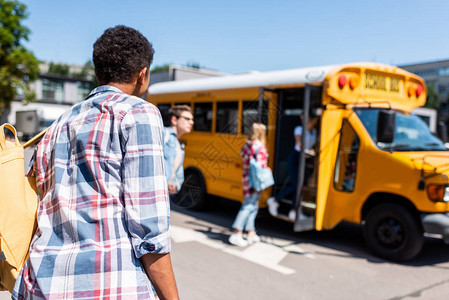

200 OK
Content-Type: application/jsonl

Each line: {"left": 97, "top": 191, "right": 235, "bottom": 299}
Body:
{"left": 0, "top": 123, "right": 45, "bottom": 292}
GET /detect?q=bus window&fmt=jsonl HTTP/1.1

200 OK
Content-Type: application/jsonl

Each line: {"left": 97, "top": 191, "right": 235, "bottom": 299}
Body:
{"left": 194, "top": 102, "right": 213, "bottom": 132}
{"left": 216, "top": 101, "right": 238, "bottom": 134}
{"left": 334, "top": 120, "right": 359, "bottom": 192}
{"left": 355, "top": 109, "right": 446, "bottom": 151}
{"left": 158, "top": 103, "right": 171, "bottom": 127}
{"left": 242, "top": 100, "right": 268, "bottom": 134}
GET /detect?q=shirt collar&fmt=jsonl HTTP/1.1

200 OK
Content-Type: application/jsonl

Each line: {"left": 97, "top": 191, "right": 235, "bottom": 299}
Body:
{"left": 86, "top": 85, "right": 124, "bottom": 100}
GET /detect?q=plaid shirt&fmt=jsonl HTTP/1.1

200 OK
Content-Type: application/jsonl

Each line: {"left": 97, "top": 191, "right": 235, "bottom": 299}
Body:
{"left": 13, "top": 86, "right": 171, "bottom": 299}
{"left": 240, "top": 140, "right": 268, "bottom": 197}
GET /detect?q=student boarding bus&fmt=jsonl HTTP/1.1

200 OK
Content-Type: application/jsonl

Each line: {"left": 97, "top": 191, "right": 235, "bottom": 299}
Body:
{"left": 148, "top": 62, "right": 449, "bottom": 261}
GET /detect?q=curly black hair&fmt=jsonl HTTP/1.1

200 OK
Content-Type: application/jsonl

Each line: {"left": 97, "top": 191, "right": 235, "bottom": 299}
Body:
{"left": 93, "top": 25, "right": 154, "bottom": 84}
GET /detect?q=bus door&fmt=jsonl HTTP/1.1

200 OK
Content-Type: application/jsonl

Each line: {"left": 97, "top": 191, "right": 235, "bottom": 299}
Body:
{"left": 273, "top": 85, "right": 321, "bottom": 229}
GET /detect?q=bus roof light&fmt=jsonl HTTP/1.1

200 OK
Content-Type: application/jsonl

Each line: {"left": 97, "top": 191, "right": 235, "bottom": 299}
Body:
{"left": 349, "top": 77, "right": 358, "bottom": 90}
{"left": 338, "top": 75, "right": 347, "bottom": 89}
{"left": 416, "top": 85, "right": 423, "bottom": 97}
{"left": 407, "top": 86, "right": 415, "bottom": 97}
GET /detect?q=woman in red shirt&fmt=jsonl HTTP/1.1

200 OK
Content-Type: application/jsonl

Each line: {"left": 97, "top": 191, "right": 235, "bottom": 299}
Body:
{"left": 229, "top": 123, "right": 268, "bottom": 247}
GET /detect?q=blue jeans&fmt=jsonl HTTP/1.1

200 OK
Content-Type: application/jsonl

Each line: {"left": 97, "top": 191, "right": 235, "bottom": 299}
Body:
{"left": 232, "top": 192, "right": 261, "bottom": 231}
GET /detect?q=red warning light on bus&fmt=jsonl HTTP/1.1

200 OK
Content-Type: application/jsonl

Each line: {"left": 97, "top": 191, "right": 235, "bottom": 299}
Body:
{"left": 338, "top": 75, "right": 347, "bottom": 89}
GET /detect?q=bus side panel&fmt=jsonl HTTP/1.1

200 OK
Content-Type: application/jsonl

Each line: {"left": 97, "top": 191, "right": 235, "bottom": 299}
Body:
{"left": 316, "top": 109, "right": 344, "bottom": 230}
{"left": 182, "top": 132, "right": 247, "bottom": 202}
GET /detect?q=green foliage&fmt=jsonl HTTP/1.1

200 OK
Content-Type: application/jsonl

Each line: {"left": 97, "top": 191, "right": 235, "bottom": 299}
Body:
{"left": 74, "top": 60, "right": 93, "bottom": 78}
{"left": 151, "top": 64, "right": 171, "bottom": 74}
{"left": 48, "top": 60, "right": 97, "bottom": 87}
{"left": 0, "top": 0, "right": 39, "bottom": 111}
{"left": 72, "top": 60, "right": 94, "bottom": 79}
{"left": 81, "top": 60, "right": 98, "bottom": 87}
{"left": 151, "top": 61, "right": 204, "bottom": 74}
{"left": 48, "top": 62, "right": 70, "bottom": 76}
{"left": 425, "top": 85, "right": 440, "bottom": 110}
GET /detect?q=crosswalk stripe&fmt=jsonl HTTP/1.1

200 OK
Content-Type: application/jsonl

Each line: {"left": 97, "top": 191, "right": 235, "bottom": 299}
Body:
{"left": 170, "top": 225, "right": 315, "bottom": 275}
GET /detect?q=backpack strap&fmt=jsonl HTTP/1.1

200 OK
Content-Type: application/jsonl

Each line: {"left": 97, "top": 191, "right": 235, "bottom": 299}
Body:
{"left": 0, "top": 123, "right": 20, "bottom": 150}
{"left": 252, "top": 142, "right": 262, "bottom": 160}
{"left": 0, "top": 124, "right": 48, "bottom": 150}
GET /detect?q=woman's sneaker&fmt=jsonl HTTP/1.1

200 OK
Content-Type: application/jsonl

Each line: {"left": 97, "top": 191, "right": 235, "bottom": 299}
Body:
{"left": 267, "top": 197, "right": 279, "bottom": 216}
{"left": 247, "top": 233, "right": 261, "bottom": 244}
{"left": 229, "top": 233, "right": 248, "bottom": 247}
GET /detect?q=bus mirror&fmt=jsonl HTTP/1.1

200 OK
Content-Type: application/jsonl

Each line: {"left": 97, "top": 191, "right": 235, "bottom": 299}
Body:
{"left": 437, "top": 121, "right": 448, "bottom": 143}
{"left": 377, "top": 110, "right": 396, "bottom": 144}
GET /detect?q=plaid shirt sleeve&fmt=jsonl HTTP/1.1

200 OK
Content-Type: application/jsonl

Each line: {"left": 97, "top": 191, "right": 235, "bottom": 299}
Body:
{"left": 120, "top": 103, "right": 171, "bottom": 257}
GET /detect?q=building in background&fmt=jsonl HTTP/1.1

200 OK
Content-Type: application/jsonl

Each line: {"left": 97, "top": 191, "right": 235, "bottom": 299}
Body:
{"left": 1, "top": 63, "right": 222, "bottom": 139}
{"left": 150, "top": 65, "right": 222, "bottom": 85}
{"left": 400, "top": 59, "right": 449, "bottom": 123}
{"left": 1, "top": 62, "right": 95, "bottom": 139}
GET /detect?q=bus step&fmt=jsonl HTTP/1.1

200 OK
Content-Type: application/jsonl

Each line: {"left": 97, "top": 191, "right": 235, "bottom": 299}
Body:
{"left": 274, "top": 213, "right": 295, "bottom": 223}
{"left": 279, "top": 198, "right": 293, "bottom": 205}
{"left": 301, "top": 202, "right": 316, "bottom": 209}
{"left": 294, "top": 214, "right": 315, "bottom": 232}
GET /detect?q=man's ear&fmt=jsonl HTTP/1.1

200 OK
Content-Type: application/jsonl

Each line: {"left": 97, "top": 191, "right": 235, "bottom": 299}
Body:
{"left": 137, "top": 67, "right": 149, "bottom": 84}
{"left": 171, "top": 115, "right": 178, "bottom": 126}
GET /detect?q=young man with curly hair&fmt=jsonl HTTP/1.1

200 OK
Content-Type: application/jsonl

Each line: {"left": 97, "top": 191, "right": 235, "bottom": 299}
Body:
{"left": 13, "top": 26, "right": 179, "bottom": 300}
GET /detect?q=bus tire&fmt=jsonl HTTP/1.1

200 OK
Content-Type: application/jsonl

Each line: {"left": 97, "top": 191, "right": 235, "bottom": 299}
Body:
{"left": 362, "top": 203, "right": 424, "bottom": 262}
{"left": 171, "top": 168, "right": 208, "bottom": 210}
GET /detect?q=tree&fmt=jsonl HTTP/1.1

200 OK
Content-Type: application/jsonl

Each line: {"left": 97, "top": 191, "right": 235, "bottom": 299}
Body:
{"left": 151, "top": 64, "right": 171, "bottom": 74}
{"left": 72, "top": 60, "right": 97, "bottom": 85}
{"left": 0, "top": 0, "right": 39, "bottom": 112}
{"left": 425, "top": 85, "right": 440, "bottom": 110}
{"left": 48, "top": 62, "right": 70, "bottom": 76}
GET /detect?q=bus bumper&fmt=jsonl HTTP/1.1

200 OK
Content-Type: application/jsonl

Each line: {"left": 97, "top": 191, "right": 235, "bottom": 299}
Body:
{"left": 421, "top": 213, "right": 449, "bottom": 244}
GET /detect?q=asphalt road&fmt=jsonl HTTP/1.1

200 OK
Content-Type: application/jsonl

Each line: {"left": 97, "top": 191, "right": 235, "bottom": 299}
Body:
{"left": 169, "top": 199, "right": 449, "bottom": 300}
{"left": 2, "top": 198, "right": 449, "bottom": 299}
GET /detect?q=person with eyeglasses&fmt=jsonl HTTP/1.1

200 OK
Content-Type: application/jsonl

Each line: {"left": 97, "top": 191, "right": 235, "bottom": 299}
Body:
{"left": 163, "top": 105, "right": 194, "bottom": 195}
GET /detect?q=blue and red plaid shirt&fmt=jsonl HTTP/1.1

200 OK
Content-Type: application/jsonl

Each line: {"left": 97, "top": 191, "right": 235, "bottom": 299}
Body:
{"left": 240, "top": 140, "right": 268, "bottom": 197}
{"left": 13, "top": 86, "right": 171, "bottom": 299}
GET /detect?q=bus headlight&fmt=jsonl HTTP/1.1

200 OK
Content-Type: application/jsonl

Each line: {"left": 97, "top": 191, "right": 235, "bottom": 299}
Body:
{"left": 426, "top": 184, "right": 449, "bottom": 202}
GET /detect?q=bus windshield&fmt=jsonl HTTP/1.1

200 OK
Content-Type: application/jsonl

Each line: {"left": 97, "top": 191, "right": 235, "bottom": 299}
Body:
{"left": 355, "top": 109, "right": 447, "bottom": 151}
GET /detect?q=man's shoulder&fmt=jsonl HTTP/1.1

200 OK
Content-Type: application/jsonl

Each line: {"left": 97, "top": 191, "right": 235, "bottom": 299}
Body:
{"left": 90, "top": 86, "right": 156, "bottom": 113}
{"left": 164, "top": 127, "right": 178, "bottom": 146}
{"left": 108, "top": 94, "right": 162, "bottom": 125}
{"left": 164, "top": 126, "right": 176, "bottom": 136}
{"left": 114, "top": 94, "right": 156, "bottom": 111}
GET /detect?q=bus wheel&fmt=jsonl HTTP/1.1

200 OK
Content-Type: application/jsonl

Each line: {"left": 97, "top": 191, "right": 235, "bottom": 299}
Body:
{"left": 362, "top": 203, "right": 423, "bottom": 261}
{"left": 171, "top": 169, "right": 208, "bottom": 210}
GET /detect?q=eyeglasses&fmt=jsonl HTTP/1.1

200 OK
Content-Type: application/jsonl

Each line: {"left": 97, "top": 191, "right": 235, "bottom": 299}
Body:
{"left": 179, "top": 116, "right": 194, "bottom": 122}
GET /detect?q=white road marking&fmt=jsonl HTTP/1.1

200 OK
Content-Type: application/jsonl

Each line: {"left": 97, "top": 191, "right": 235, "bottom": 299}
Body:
{"left": 223, "top": 242, "right": 295, "bottom": 275}
{"left": 170, "top": 225, "right": 315, "bottom": 275}
{"left": 170, "top": 225, "right": 226, "bottom": 250}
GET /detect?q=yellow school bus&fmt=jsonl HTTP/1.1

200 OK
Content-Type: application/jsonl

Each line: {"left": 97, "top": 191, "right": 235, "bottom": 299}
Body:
{"left": 148, "top": 62, "right": 449, "bottom": 261}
